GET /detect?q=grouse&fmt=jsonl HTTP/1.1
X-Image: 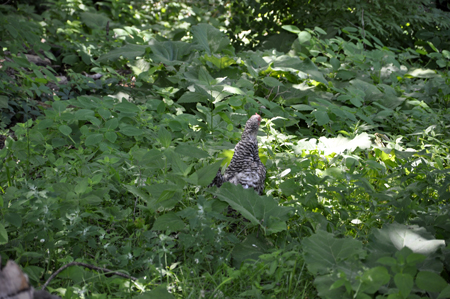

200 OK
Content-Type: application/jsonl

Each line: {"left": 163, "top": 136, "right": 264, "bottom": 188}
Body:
{"left": 210, "top": 113, "right": 266, "bottom": 195}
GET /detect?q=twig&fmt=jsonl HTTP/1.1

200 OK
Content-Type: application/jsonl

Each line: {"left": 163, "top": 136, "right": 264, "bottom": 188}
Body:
{"left": 41, "top": 262, "right": 137, "bottom": 290}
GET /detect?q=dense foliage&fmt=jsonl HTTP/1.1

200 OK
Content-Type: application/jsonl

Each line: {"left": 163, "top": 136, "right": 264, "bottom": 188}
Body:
{"left": 1, "top": 0, "right": 450, "bottom": 298}
{"left": 228, "top": 0, "right": 450, "bottom": 51}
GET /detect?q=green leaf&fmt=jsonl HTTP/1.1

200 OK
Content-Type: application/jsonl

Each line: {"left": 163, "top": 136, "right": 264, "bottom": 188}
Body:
{"left": 342, "top": 27, "right": 358, "bottom": 33}
{"left": 349, "top": 79, "right": 382, "bottom": 101}
{"left": 302, "top": 58, "right": 328, "bottom": 85}
{"left": 232, "top": 234, "right": 270, "bottom": 268}
{"left": 115, "top": 101, "right": 140, "bottom": 113}
{"left": 4, "top": 212, "right": 22, "bottom": 228}
{"left": 170, "top": 154, "right": 190, "bottom": 177}
{"left": 394, "top": 273, "right": 413, "bottom": 297}
{"left": 313, "top": 110, "right": 330, "bottom": 126}
{"left": 198, "top": 66, "right": 215, "bottom": 84}
{"left": 82, "top": 195, "right": 102, "bottom": 205}
{"left": 279, "top": 179, "right": 299, "bottom": 197}
{"left": 416, "top": 271, "right": 448, "bottom": 292}
{"left": 303, "top": 230, "right": 365, "bottom": 275}
{"left": 74, "top": 178, "right": 89, "bottom": 195}
{"left": 104, "top": 118, "right": 119, "bottom": 130}
{"left": 263, "top": 77, "right": 284, "bottom": 87}
{"left": 74, "top": 109, "right": 95, "bottom": 120}
{"left": 222, "top": 85, "right": 245, "bottom": 95}
{"left": 80, "top": 12, "right": 110, "bottom": 29}
{"left": 120, "top": 125, "right": 143, "bottom": 136}
{"left": 152, "top": 212, "right": 185, "bottom": 231}
{"left": 142, "top": 149, "right": 164, "bottom": 167}
{"left": 178, "top": 92, "right": 208, "bottom": 104}
{"left": 442, "top": 50, "right": 450, "bottom": 59}
{"left": 5, "top": 24, "right": 18, "bottom": 38}
{"left": 105, "top": 131, "right": 117, "bottom": 143}
{"left": 336, "top": 70, "right": 356, "bottom": 81}
{"left": 85, "top": 134, "right": 103, "bottom": 146}
{"left": 175, "top": 144, "right": 209, "bottom": 159}
{"left": 195, "top": 160, "right": 223, "bottom": 186}
{"left": 314, "top": 27, "right": 327, "bottom": 35}
{"left": 58, "top": 125, "right": 72, "bottom": 136}
{"left": 210, "top": 183, "right": 292, "bottom": 234}
{"left": 298, "top": 31, "right": 312, "bottom": 45}
{"left": 62, "top": 54, "right": 79, "bottom": 65}
{"left": 204, "top": 54, "right": 236, "bottom": 69}
{"left": 292, "top": 104, "right": 314, "bottom": 111}
{"left": 0, "top": 223, "right": 8, "bottom": 245}
{"left": 360, "top": 267, "right": 390, "bottom": 294}
{"left": 437, "top": 285, "right": 450, "bottom": 299}
{"left": 52, "top": 101, "right": 68, "bottom": 113}
{"left": 330, "top": 57, "right": 340, "bottom": 70}
{"left": 143, "top": 184, "right": 182, "bottom": 213}
{"left": 0, "top": 95, "right": 8, "bottom": 109}
{"left": 135, "top": 285, "right": 175, "bottom": 299}
{"left": 149, "top": 40, "right": 192, "bottom": 65}
{"left": 377, "top": 257, "right": 397, "bottom": 266}
{"left": 158, "top": 127, "right": 172, "bottom": 148}
{"left": 191, "top": 23, "right": 232, "bottom": 55}
{"left": 97, "top": 44, "right": 148, "bottom": 62}
{"left": 282, "top": 25, "right": 301, "bottom": 34}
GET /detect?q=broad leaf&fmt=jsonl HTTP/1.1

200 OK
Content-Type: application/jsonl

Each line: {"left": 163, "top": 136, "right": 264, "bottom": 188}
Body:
{"left": 175, "top": 144, "right": 209, "bottom": 159}
{"left": 80, "top": 12, "right": 110, "bottom": 29}
{"left": 194, "top": 160, "right": 223, "bottom": 187}
{"left": 297, "top": 31, "right": 312, "bottom": 45}
{"left": 204, "top": 54, "right": 236, "bottom": 69}
{"left": 368, "top": 223, "right": 446, "bottom": 255}
{"left": 303, "top": 230, "right": 366, "bottom": 275}
{"left": 58, "top": 125, "right": 72, "bottom": 136}
{"left": 313, "top": 110, "right": 330, "bottom": 126}
{"left": 416, "top": 271, "right": 448, "bottom": 292}
{"left": 349, "top": 79, "right": 383, "bottom": 102}
{"left": 149, "top": 40, "right": 192, "bottom": 65}
{"left": 0, "top": 223, "right": 8, "bottom": 245}
{"left": 178, "top": 91, "right": 208, "bottom": 104}
{"left": 191, "top": 23, "right": 232, "bottom": 55}
{"left": 152, "top": 212, "right": 185, "bottom": 231}
{"left": 85, "top": 134, "right": 103, "bottom": 146}
{"left": 158, "top": 127, "right": 172, "bottom": 147}
{"left": 360, "top": 267, "right": 390, "bottom": 294}
{"left": 120, "top": 125, "right": 144, "bottom": 136}
{"left": 97, "top": 44, "right": 148, "bottom": 62}
{"left": 232, "top": 234, "right": 271, "bottom": 268}
{"left": 210, "top": 183, "right": 292, "bottom": 234}
{"left": 394, "top": 273, "right": 413, "bottom": 297}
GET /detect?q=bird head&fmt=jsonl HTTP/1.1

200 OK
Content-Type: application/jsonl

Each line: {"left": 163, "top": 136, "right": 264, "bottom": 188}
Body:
{"left": 243, "top": 113, "right": 262, "bottom": 137}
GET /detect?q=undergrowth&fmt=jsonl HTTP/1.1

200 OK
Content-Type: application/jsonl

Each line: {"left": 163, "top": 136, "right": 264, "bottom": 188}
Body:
{"left": 1, "top": 0, "right": 450, "bottom": 298}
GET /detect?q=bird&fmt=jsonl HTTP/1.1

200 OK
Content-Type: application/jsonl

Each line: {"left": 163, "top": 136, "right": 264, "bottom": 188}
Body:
{"left": 210, "top": 113, "right": 266, "bottom": 195}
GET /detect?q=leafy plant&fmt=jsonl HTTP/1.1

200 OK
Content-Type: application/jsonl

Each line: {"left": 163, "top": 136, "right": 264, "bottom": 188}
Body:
{"left": 1, "top": 0, "right": 450, "bottom": 298}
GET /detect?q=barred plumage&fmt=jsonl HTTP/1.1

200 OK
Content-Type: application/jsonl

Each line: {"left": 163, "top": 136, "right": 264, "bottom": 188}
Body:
{"left": 210, "top": 113, "right": 266, "bottom": 195}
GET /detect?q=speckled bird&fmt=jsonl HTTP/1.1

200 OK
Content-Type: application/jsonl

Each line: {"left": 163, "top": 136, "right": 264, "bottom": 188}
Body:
{"left": 210, "top": 113, "right": 266, "bottom": 195}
